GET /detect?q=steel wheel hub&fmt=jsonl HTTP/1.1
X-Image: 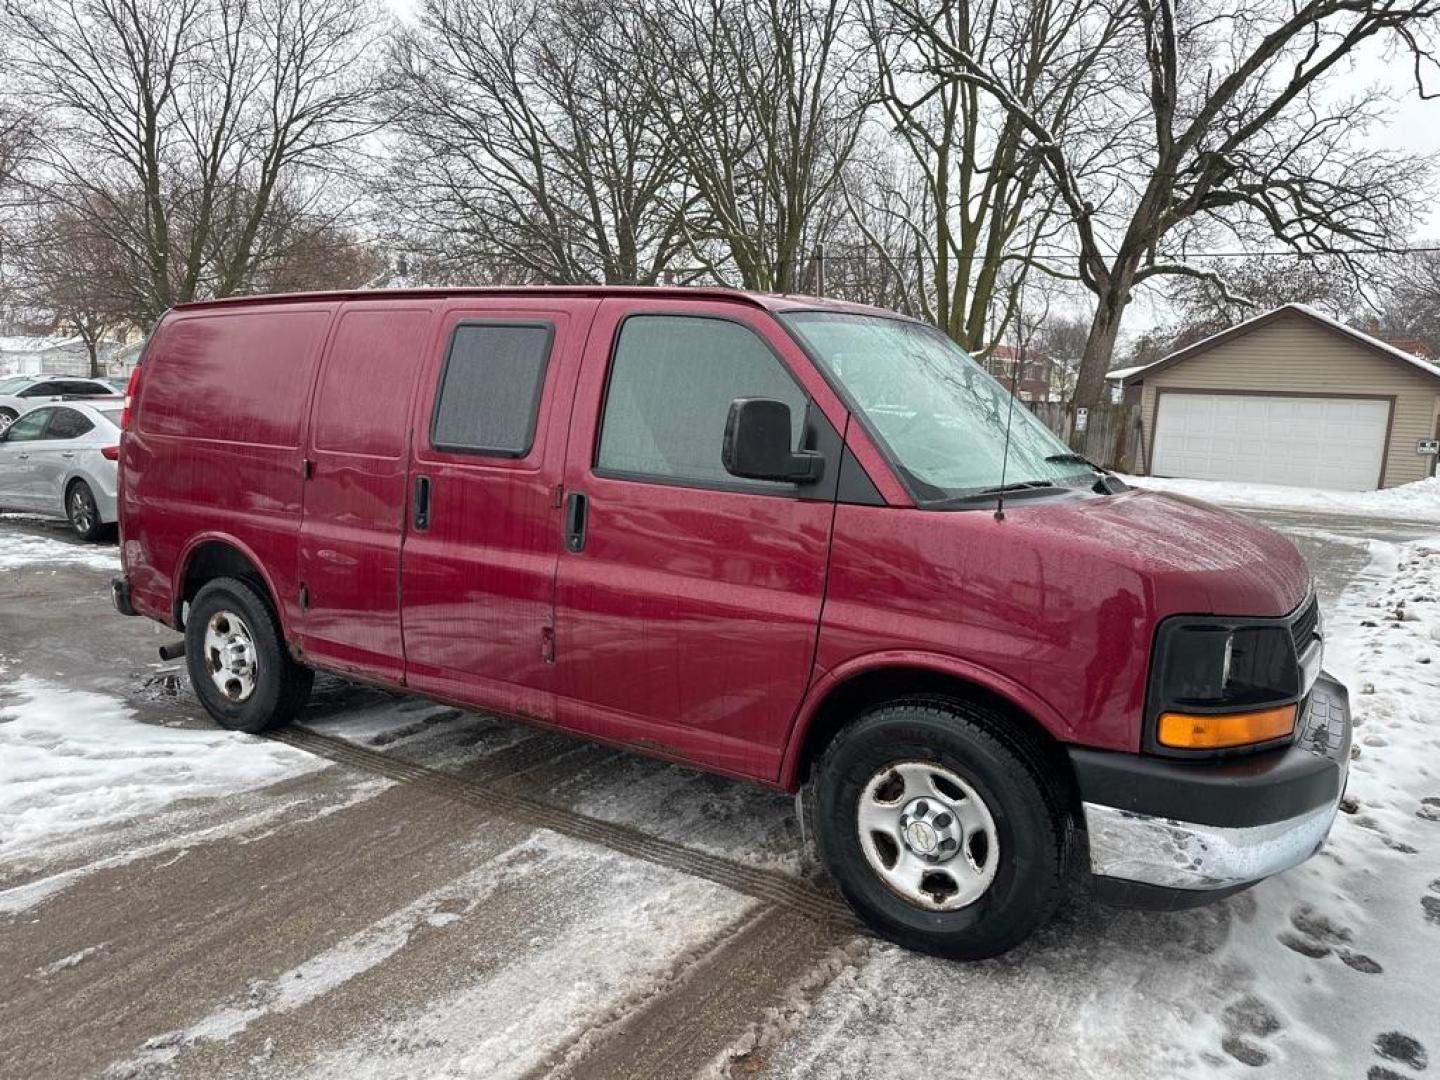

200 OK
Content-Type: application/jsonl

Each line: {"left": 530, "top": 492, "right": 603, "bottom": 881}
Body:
{"left": 857, "top": 760, "right": 1000, "bottom": 911}
{"left": 204, "top": 610, "right": 257, "bottom": 703}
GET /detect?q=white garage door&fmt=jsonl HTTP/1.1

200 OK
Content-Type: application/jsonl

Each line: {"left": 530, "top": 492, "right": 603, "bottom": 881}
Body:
{"left": 1151, "top": 393, "right": 1390, "bottom": 491}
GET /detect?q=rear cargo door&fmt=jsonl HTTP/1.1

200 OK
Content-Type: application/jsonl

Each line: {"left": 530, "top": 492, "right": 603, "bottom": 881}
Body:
{"left": 399, "top": 300, "right": 596, "bottom": 721}
{"left": 296, "top": 302, "right": 435, "bottom": 682}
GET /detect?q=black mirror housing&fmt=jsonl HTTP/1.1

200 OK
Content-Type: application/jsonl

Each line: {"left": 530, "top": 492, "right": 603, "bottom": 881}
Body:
{"left": 722, "top": 398, "right": 824, "bottom": 484}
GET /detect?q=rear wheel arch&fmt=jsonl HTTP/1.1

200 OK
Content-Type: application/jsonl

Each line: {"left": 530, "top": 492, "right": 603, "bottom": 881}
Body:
{"left": 174, "top": 538, "right": 279, "bottom": 631}
{"left": 63, "top": 475, "right": 98, "bottom": 514}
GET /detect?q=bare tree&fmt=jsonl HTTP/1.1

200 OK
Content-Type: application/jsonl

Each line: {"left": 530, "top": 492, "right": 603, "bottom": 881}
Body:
{"left": 384, "top": 0, "right": 685, "bottom": 285}
{"left": 0, "top": 104, "right": 37, "bottom": 315}
{"left": 849, "top": 0, "right": 1113, "bottom": 353}
{"left": 1376, "top": 246, "right": 1440, "bottom": 348}
{"left": 1166, "top": 254, "right": 1364, "bottom": 330}
{"left": 890, "top": 0, "right": 1440, "bottom": 405}
{"left": 633, "top": 0, "right": 871, "bottom": 291}
{"left": 20, "top": 204, "right": 133, "bottom": 376}
{"left": 5, "top": 0, "right": 385, "bottom": 326}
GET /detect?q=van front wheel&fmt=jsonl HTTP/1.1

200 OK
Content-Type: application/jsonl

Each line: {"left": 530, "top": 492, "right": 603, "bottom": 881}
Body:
{"left": 185, "top": 577, "right": 312, "bottom": 733}
{"left": 814, "top": 698, "right": 1066, "bottom": 959}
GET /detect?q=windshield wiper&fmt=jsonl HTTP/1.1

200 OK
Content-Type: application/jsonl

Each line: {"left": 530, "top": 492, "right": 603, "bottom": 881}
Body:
{"left": 1044, "top": 452, "right": 1105, "bottom": 472}
{"left": 932, "top": 479, "right": 1063, "bottom": 508}
{"left": 1045, "top": 452, "right": 1129, "bottom": 494}
{"left": 980, "top": 479, "right": 1057, "bottom": 495}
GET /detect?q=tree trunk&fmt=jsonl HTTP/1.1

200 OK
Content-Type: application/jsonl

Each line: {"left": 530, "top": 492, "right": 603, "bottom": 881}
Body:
{"left": 1072, "top": 280, "right": 1131, "bottom": 408}
{"left": 87, "top": 339, "right": 101, "bottom": 379}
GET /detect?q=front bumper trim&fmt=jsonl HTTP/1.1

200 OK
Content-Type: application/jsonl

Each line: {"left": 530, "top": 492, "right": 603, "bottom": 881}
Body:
{"left": 1081, "top": 798, "right": 1339, "bottom": 891}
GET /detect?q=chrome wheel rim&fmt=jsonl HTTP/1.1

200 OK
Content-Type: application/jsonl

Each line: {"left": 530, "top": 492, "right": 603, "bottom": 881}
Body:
{"left": 0, "top": 413, "right": 12, "bottom": 433}
{"left": 204, "top": 610, "right": 258, "bottom": 703}
{"left": 69, "top": 487, "right": 95, "bottom": 534}
{"left": 856, "top": 760, "right": 1000, "bottom": 911}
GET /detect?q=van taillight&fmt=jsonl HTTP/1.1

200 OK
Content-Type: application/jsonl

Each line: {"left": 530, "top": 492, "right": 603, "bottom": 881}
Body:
{"left": 120, "top": 366, "right": 143, "bottom": 430}
{"left": 101, "top": 445, "right": 120, "bottom": 461}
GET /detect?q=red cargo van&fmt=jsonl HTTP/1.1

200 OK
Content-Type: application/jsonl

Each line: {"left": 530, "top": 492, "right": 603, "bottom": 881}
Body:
{"left": 113, "top": 287, "right": 1349, "bottom": 957}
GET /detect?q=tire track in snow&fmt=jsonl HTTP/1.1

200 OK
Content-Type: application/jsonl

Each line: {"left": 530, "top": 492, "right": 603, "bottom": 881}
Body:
{"left": 268, "top": 727, "right": 860, "bottom": 929}
{"left": 524, "top": 906, "right": 866, "bottom": 1080}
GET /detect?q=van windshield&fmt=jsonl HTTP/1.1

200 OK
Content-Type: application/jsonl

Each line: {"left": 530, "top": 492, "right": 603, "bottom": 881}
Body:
{"left": 781, "top": 312, "right": 1096, "bottom": 505}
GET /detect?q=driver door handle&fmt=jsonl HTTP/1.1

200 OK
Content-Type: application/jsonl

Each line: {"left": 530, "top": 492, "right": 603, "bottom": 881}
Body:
{"left": 413, "top": 475, "right": 432, "bottom": 531}
{"left": 564, "top": 492, "right": 588, "bottom": 552}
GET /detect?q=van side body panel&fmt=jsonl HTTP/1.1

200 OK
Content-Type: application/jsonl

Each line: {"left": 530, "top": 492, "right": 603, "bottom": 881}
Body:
{"left": 121, "top": 303, "right": 338, "bottom": 631}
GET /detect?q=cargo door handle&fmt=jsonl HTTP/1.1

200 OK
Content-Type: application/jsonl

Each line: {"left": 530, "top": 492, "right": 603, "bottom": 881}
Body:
{"left": 413, "top": 475, "right": 431, "bottom": 531}
{"left": 564, "top": 492, "right": 588, "bottom": 552}
{"left": 61, "top": 451, "right": 75, "bottom": 458}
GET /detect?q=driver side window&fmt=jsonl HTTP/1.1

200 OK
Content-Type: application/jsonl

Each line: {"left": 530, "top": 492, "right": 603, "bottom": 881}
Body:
{"left": 595, "top": 315, "right": 807, "bottom": 489}
{"left": 5, "top": 409, "right": 52, "bottom": 442}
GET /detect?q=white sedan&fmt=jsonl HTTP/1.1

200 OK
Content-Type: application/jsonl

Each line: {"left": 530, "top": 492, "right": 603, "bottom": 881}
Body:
{"left": 0, "top": 401, "right": 123, "bottom": 540}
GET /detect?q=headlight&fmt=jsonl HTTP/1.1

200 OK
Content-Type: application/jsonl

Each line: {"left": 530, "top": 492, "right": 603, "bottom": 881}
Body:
{"left": 1148, "top": 620, "right": 1302, "bottom": 753}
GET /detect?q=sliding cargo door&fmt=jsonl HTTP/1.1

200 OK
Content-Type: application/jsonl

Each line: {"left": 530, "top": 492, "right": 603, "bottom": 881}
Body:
{"left": 399, "top": 301, "right": 595, "bottom": 720}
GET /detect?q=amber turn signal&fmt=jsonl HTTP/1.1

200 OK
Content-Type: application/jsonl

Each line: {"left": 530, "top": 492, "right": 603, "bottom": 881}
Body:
{"left": 1157, "top": 704, "right": 1297, "bottom": 750}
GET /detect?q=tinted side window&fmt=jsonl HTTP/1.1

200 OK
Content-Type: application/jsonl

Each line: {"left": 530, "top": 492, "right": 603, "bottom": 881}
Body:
{"left": 596, "top": 316, "right": 806, "bottom": 487}
{"left": 46, "top": 408, "right": 94, "bottom": 439}
{"left": 431, "top": 323, "right": 553, "bottom": 456}
{"left": 20, "top": 383, "right": 58, "bottom": 398}
{"left": 5, "top": 409, "right": 52, "bottom": 441}
{"left": 63, "top": 381, "right": 113, "bottom": 395}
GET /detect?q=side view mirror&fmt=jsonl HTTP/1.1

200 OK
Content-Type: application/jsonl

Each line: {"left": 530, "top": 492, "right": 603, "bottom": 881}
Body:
{"left": 722, "top": 398, "right": 824, "bottom": 484}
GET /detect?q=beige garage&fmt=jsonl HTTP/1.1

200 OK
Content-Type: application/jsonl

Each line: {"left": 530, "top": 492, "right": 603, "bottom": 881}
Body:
{"left": 1118, "top": 305, "right": 1440, "bottom": 490}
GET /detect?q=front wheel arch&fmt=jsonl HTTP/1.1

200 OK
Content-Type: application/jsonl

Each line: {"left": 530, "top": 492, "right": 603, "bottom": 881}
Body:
{"left": 784, "top": 662, "right": 1076, "bottom": 804}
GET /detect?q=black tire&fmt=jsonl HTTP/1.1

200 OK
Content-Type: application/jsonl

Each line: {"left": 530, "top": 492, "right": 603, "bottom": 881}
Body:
{"left": 66, "top": 479, "right": 105, "bottom": 541}
{"left": 0, "top": 407, "right": 16, "bottom": 433}
{"left": 814, "top": 697, "right": 1067, "bottom": 960}
{"left": 185, "top": 576, "right": 313, "bottom": 734}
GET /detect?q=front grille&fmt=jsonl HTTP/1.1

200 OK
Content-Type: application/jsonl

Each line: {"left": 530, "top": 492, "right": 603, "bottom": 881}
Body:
{"left": 1291, "top": 595, "right": 1319, "bottom": 652}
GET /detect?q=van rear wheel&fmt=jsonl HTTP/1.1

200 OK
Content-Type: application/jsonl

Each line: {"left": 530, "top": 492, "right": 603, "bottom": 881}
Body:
{"left": 185, "top": 577, "right": 312, "bottom": 733}
{"left": 813, "top": 698, "right": 1066, "bottom": 959}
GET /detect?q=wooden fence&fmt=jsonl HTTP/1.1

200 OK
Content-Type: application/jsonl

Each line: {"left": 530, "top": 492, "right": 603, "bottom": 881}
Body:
{"left": 1027, "top": 401, "right": 1145, "bottom": 474}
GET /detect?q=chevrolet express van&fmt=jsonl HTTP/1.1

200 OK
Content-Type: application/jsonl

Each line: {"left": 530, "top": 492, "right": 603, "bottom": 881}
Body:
{"left": 112, "top": 287, "right": 1350, "bottom": 958}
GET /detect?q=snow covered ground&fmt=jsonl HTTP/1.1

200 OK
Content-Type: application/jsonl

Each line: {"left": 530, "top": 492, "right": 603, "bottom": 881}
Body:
{"left": 0, "top": 677, "right": 321, "bottom": 866}
{"left": 0, "top": 528, "right": 120, "bottom": 572}
{"left": 1123, "top": 474, "right": 1440, "bottom": 524}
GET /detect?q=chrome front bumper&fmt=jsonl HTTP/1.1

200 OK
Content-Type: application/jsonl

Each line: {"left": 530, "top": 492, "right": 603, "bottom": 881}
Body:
{"left": 1074, "top": 673, "right": 1351, "bottom": 899}
{"left": 1082, "top": 798, "right": 1339, "bottom": 890}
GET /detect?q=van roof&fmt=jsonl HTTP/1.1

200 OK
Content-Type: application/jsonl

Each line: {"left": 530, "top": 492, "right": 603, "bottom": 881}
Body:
{"left": 169, "top": 285, "right": 905, "bottom": 319}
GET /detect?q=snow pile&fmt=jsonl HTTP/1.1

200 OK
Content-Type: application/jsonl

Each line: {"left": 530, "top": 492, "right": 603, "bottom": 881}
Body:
{"left": 1123, "top": 474, "right": 1440, "bottom": 523}
{"left": 0, "top": 530, "right": 119, "bottom": 572}
{"left": 0, "top": 678, "right": 320, "bottom": 864}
